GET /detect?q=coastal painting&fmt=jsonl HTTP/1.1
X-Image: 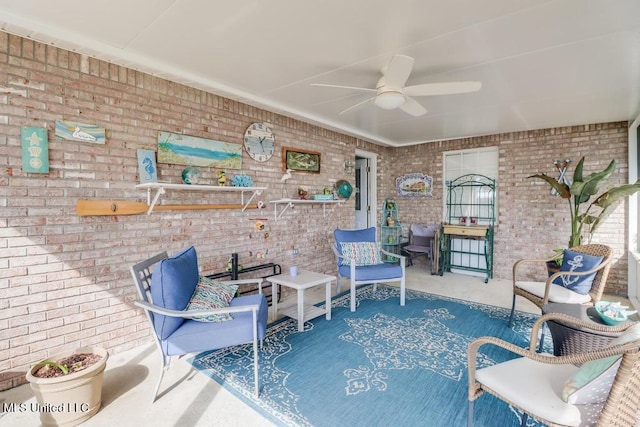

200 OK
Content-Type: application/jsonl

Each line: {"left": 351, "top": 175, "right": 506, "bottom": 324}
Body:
{"left": 137, "top": 149, "right": 158, "bottom": 183}
{"left": 55, "top": 120, "right": 106, "bottom": 144}
{"left": 157, "top": 132, "right": 242, "bottom": 169}
{"left": 396, "top": 173, "right": 433, "bottom": 197}
{"left": 21, "top": 126, "right": 49, "bottom": 173}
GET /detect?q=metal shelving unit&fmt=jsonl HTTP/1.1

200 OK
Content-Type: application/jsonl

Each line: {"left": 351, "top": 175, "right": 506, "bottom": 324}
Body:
{"left": 439, "top": 174, "right": 496, "bottom": 283}
{"left": 380, "top": 199, "right": 402, "bottom": 263}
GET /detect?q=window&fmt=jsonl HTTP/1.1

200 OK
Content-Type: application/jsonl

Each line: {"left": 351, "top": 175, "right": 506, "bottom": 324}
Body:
{"left": 443, "top": 146, "right": 498, "bottom": 222}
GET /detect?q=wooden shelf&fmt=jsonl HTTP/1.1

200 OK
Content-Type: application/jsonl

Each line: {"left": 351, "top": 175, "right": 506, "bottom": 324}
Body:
{"left": 136, "top": 182, "right": 267, "bottom": 214}
{"left": 442, "top": 224, "right": 488, "bottom": 237}
{"left": 268, "top": 198, "right": 344, "bottom": 221}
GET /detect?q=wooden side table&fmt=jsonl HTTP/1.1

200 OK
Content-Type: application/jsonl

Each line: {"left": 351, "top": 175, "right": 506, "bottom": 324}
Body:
{"left": 542, "top": 303, "right": 624, "bottom": 356}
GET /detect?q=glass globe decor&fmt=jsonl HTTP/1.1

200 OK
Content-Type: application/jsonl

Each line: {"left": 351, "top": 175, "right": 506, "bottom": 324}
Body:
{"left": 181, "top": 167, "right": 201, "bottom": 185}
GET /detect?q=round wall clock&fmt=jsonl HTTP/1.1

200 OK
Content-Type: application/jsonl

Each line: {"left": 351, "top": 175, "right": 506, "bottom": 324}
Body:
{"left": 244, "top": 122, "right": 275, "bottom": 162}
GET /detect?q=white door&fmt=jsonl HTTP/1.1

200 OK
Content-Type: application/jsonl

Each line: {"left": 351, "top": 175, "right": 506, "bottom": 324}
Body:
{"left": 355, "top": 157, "right": 369, "bottom": 229}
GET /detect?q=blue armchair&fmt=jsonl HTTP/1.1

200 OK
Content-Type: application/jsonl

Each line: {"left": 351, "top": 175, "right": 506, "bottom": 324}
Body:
{"left": 130, "top": 246, "right": 268, "bottom": 402}
{"left": 333, "top": 227, "right": 406, "bottom": 312}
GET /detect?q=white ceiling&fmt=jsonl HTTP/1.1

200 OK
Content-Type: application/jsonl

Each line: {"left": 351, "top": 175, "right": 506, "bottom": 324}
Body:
{"left": 0, "top": 0, "right": 639, "bottom": 147}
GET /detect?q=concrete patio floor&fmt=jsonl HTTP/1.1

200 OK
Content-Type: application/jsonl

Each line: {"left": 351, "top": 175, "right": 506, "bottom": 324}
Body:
{"left": 0, "top": 264, "right": 633, "bottom": 426}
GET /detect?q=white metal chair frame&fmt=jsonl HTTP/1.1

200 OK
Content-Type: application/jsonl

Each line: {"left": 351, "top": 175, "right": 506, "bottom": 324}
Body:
{"left": 130, "top": 252, "right": 265, "bottom": 402}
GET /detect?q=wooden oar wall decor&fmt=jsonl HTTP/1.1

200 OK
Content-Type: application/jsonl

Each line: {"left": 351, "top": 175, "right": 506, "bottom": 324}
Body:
{"left": 76, "top": 200, "right": 258, "bottom": 216}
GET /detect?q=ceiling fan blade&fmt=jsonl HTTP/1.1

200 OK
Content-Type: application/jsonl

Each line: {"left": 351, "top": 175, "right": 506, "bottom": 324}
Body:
{"left": 404, "top": 81, "right": 482, "bottom": 97}
{"left": 399, "top": 97, "right": 427, "bottom": 117}
{"left": 382, "top": 55, "right": 414, "bottom": 88}
{"left": 311, "top": 83, "right": 376, "bottom": 93}
{"left": 339, "top": 96, "right": 376, "bottom": 115}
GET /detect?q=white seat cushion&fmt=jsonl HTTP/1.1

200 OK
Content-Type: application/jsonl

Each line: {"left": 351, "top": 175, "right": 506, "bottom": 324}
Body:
{"left": 515, "top": 281, "right": 592, "bottom": 304}
{"left": 476, "top": 357, "right": 582, "bottom": 426}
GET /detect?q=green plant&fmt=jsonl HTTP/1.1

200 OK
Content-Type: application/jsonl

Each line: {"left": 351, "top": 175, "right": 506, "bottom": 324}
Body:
{"left": 530, "top": 157, "right": 640, "bottom": 248}
{"left": 34, "top": 361, "right": 69, "bottom": 375}
{"left": 550, "top": 248, "right": 564, "bottom": 266}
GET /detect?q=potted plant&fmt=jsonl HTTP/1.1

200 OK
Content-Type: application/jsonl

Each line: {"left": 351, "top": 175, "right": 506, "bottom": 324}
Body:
{"left": 26, "top": 346, "right": 108, "bottom": 427}
{"left": 529, "top": 156, "right": 640, "bottom": 248}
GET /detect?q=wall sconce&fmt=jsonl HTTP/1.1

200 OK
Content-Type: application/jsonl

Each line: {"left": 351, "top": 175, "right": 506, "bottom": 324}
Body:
{"left": 344, "top": 160, "right": 355, "bottom": 172}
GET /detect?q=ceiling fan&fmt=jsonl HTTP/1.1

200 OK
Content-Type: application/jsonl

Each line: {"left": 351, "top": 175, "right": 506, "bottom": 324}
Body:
{"left": 312, "top": 54, "right": 481, "bottom": 117}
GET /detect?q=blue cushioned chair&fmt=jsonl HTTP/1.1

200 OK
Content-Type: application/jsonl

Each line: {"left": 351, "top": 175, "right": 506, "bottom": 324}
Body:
{"left": 130, "top": 246, "right": 268, "bottom": 402}
{"left": 333, "top": 227, "right": 406, "bottom": 312}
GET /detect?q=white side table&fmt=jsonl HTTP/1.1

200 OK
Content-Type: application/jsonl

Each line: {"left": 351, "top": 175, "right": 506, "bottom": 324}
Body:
{"left": 269, "top": 270, "right": 336, "bottom": 332}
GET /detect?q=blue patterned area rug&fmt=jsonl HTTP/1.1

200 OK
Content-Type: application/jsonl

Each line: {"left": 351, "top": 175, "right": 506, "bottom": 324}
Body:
{"left": 190, "top": 285, "right": 551, "bottom": 427}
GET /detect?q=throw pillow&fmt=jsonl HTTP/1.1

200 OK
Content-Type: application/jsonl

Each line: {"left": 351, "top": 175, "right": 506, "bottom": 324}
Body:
{"left": 340, "top": 242, "right": 381, "bottom": 266}
{"left": 562, "top": 323, "right": 640, "bottom": 404}
{"left": 198, "top": 276, "right": 239, "bottom": 300}
{"left": 552, "top": 249, "right": 603, "bottom": 294}
{"left": 185, "top": 276, "right": 239, "bottom": 322}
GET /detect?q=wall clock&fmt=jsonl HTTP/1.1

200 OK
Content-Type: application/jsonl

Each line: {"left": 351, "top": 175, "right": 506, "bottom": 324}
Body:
{"left": 244, "top": 122, "right": 275, "bottom": 162}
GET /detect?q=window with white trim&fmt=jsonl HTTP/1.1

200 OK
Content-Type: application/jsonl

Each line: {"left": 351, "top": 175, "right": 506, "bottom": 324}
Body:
{"left": 443, "top": 147, "right": 499, "bottom": 222}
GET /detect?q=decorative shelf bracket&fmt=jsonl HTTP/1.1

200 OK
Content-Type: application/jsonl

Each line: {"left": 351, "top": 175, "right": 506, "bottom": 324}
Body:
{"left": 136, "top": 183, "right": 266, "bottom": 214}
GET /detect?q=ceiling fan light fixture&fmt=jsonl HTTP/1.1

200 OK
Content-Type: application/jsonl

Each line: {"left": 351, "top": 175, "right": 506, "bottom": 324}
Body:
{"left": 374, "top": 91, "right": 405, "bottom": 110}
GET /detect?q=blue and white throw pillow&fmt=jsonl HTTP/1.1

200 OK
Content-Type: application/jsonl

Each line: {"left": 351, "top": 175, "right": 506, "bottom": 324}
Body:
{"left": 552, "top": 249, "right": 603, "bottom": 294}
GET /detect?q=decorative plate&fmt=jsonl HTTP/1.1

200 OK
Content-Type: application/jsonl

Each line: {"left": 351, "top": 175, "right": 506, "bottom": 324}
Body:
{"left": 396, "top": 173, "right": 432, "bottom": 197}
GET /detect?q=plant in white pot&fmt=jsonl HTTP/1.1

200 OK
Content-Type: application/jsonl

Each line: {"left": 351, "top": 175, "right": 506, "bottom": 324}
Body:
{"left": 26, "top": 346, "right": 108, "bottom": 427}
{"left": 529, "top": 156, "right": 640, "bottom": 248}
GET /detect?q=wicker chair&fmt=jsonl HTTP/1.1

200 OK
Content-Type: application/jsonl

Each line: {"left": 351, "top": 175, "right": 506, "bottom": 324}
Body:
{"left": 508, "top": 244, "right": 613, "bottom": 327}
{"left": 468, "top": 313, "right": 640, "bottom": 427}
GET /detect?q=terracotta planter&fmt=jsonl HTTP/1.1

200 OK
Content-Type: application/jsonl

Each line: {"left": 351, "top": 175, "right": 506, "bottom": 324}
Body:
{"left": 26, "top": 346, "right": 108, "bottom": 427}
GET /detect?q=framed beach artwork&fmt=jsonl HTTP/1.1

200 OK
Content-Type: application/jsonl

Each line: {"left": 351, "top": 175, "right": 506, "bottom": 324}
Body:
{"left": 55, "top": 120, "right": 106, "bottom": 144}
{"left": 282, "top": 147, "right": 321, "bottom": 173}
{"left": 396, "top": 173, "right": 433, "bottom": 197}
{"left": 157, "top": 131, "right": 242, "bottom": 169}
{"left": 137, "top": 149, "right": 158, "bottom": 183}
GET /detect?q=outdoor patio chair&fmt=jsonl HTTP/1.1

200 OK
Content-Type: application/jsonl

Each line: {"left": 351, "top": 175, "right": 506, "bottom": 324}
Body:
{"left": 509, "top": 244, "right": 613, "bottom": 327}
{"left": 468, "top": 313, "right": 640, "bottom": 427}
{"left": 333, "top": 227, "right": 406, "bottom": 312}
{"left": 402, "top": 223, "right": 437, "bottom": 267}
{"left": 130, "top": 246, "right": 268, "bottom": 402}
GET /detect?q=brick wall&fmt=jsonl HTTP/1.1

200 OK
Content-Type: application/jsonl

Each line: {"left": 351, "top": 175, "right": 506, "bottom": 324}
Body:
{"left": 387, "top": 123, "right": 630, "bottom": 294}
{"left": 0, "top": 33, "right": 364, "bottom": 390}
{"left": 0, "top": 31, "right": 632, "bottom": 391}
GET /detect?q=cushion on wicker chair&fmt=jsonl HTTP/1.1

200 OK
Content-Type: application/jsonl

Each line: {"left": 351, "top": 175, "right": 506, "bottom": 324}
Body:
{"left": 475, "top": 357, "right": 582, "bottom": 426}
{"left": 515, "top": 280, "right": 592, "bottom": 304}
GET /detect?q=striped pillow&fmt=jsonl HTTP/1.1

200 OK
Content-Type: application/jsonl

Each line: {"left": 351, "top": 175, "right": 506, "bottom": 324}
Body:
{"left": 340, "top": 242, "right": 381, "bottom": 266}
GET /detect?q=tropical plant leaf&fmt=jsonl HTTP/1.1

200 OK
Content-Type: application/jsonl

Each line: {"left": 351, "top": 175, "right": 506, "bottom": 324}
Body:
{"left": 592, "top": 180, "right": 640, "bottom": 209}
{"left": 528, "top": 173, "right": 571, "bottom": 198}
{"left": 587, "top": 180, "right": 640, "bottom": 237}
{"left": 578, "top": 213, "right": 599, "bottom": 225}
{"left": 589, "top": 204, "right": 615, "bottom": 237}
{"left": 572, "top": 156, "right": 585, "bottom": 184}
{"left": 570, "top": 159, "right": 615, "bottom": 203}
